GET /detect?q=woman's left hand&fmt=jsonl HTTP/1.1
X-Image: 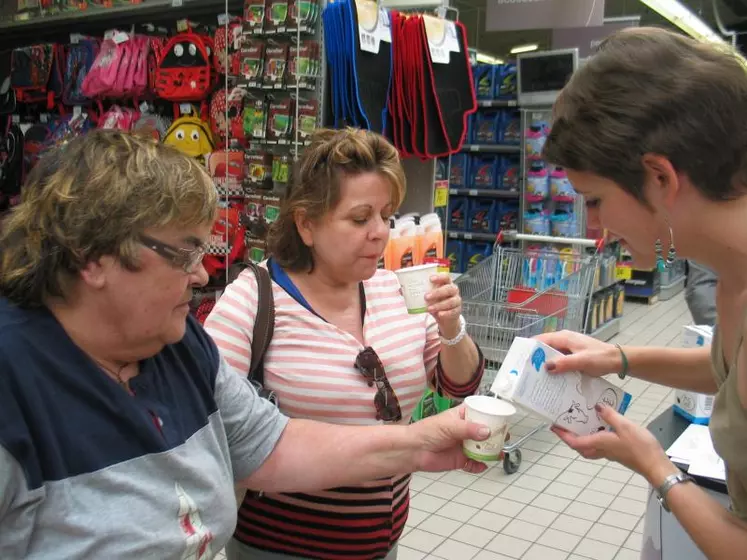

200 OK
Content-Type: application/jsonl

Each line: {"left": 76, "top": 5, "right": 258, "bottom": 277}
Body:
{"left": 424, "top": 274, "right": 462, "bottom": 336}
{"left": 552, "top": 404, "right": 678, "bottom": 485}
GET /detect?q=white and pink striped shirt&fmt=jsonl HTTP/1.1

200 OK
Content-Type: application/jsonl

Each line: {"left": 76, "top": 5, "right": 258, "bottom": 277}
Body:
{"left": 204, "top": 265, "right": 480, "bottom": 559}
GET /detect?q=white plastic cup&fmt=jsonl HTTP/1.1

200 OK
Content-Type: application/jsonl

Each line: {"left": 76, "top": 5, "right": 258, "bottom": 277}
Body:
{"left": 394, "top": 263, "right": 438, "bottom": 314}
{"left": 463, "top": 395, "right": 516, "bottom": 462}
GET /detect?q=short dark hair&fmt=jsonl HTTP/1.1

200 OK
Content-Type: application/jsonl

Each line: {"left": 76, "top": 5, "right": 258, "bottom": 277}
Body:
{"left": 543, "top": 27, "right": 747, "bottom": 202}
{"left": 267, "top": 128, "right": 405, "bottom": 272}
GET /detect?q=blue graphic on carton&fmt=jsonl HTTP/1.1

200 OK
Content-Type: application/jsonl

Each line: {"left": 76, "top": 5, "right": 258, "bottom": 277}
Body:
{"left": 531, "top": 348, "right": 545, "bottom": 371}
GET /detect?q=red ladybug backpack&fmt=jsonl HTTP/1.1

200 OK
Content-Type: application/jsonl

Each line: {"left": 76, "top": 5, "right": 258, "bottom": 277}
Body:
{"left": 203, "top": 204, "right": 246, "bottom": 277}
{"left": 155, "top": 30, "right": 213, "bottom": 102}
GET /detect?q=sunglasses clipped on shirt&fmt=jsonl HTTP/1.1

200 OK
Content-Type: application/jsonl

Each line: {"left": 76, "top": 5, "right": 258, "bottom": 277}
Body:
{"left": 354, "top": 347, "right": 402, "bottom": 423}
{"left": 138, "top": 234, "right": 206, "bottom": 274}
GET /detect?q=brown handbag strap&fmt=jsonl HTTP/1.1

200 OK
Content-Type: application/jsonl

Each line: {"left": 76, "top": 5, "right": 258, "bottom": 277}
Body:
{"left": 243, "top": 261, "right": 275, "bottom": 382}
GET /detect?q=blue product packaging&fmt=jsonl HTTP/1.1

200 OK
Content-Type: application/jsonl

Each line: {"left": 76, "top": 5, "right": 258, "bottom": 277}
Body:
{"left": 449, "top": 154, "right": 470, "bottom": 187}
{"left": 449, "top": 197, "right": 469, "bottom": 231}
{"left": 469, "top": 200, "right": 498, "bottom": 234}
{"left": 473, "top": 64, "right": 495, "bottom": 100}
{"left": 495, "top": 63, "right": 517, "bottom": 99}
{"left": 446, "top": 240, "right": 465, "bottom": 273}
{"left": 496, "top": 201, "right": 520, "bottom": 232}
{"left": 470, "top": 155, "right": 498, "bottom": 189}
{"left": 498, "top": 156, "right": 520, "bottom": 191}
{"left": 524, "top": 209, "right": 551, "bottom": 236}
{"left": 551, "top": 210, "right": 577, "bottom": 238}
{"left": 474, "top": 111, "right": 501, "bottom": 144}
{"left": 465, "top": 242, "right": 493, "bottom": 270}
{"left": 500, "top": 110, "right": 521, "bottom": 145}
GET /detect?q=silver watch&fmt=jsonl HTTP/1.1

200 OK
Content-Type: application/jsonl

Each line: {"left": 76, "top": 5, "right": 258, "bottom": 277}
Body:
{"left": 656, "top": 472, "right": 694, "bottom": 512}
{"left": 440, "top": 315, "right": 466, "bottom": 346}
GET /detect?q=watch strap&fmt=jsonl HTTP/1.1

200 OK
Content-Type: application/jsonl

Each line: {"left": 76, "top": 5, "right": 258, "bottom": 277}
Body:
{"left": 656, "top": 472, "right": 694, "bottom": 512}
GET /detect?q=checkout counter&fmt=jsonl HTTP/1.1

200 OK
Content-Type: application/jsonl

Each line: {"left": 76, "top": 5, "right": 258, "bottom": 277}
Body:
{"left": 640, "top": 408, "right": 730, "bottom": 560}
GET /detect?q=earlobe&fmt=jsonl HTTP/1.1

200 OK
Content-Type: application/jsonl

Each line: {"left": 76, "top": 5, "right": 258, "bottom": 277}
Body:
{"left": 79, "top": 258, "right": 108, "bottom": 290}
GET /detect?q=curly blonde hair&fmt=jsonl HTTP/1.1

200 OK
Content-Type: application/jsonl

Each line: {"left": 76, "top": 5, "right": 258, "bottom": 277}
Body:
{"left": 267, "top": 128, "right": 406, "bottom": 272}
{"left": 0, "top": 129, "right": 217, "bottom": 308}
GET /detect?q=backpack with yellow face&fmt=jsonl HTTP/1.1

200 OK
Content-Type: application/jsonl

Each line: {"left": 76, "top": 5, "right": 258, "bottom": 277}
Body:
{"left": 163, "top": 114, "right": 215, "bottom": 159}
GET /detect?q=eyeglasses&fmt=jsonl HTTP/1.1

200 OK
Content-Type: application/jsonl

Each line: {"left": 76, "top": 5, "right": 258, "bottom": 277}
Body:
{"left": 354, "top": 347, "right": 402, "bottom": 423}
{"left": 139, "top": 234, "right": 206, "bottom": 273}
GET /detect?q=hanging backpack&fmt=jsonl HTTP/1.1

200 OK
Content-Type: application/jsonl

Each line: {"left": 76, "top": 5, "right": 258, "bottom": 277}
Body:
{"left": 98, "top": 105, "right": 140, "bottom": 131}
{"left": 0, "top": 122, "right": 23, "bottom": 198}
{"left": 203, "top": 204, "right": 247, "bottom": 278}
{"left": 63, "top": 38, "right": 100, "bottom": 106}
{"left": 132, "top": 112, "right": 171, "bottom": 140}
{"left": 210, "top": 87, "right": 245, "bottom": 146}
{"left": 23, "top": 122, "right": 54, "bottom": 176}
{"left": 0, "top": 51, "right": 16, "bottom": 115}
{"left": 213, "top": 20, "right": 243, "bottom": 77}
{"left": 155, "top": 30, "right": 213, "bottom": 102}
{"left": 163, "top": 113, "right": 215, "bottom": 158}
{"left": 81, "top": 38, "right": 124, "bottom": 99}
{"left": 11, "top": 44, "right": 54, "bottom": 106}
{"left": 147, "top": 36, "right": 167, "bottom": 96}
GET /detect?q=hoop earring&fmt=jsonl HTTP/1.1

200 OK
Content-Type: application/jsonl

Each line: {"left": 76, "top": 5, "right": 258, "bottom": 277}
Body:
{"left": 655, "top": 226, "right": 677, "bottom": 271}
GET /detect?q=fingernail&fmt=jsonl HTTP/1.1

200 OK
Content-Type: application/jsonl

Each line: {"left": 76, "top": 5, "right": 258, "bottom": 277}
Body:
{"left": 477, "top": 427, "right": 491, "bottom": 438}
{"left": 595, "top": 404, "right": 604, "bottom": 412}
{"left": 546, "top": 362, "right": 556, "bottom": 372}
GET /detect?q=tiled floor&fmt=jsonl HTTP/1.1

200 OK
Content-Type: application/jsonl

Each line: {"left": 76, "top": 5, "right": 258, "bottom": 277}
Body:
{"left": 399, "top": 292, "right": 693, "bottom": 560}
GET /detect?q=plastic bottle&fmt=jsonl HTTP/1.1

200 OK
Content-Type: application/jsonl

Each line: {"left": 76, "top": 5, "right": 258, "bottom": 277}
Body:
{"left": 418, "top": 213, "right": 444, "bottom": 264}
{"left": 390, "top": 217, "right": 418, "bottom": 269}
{"left": 525, "top": 125, "right": 546, "bottom": 158}
{"left": 526, "top": 162, "right": 549, "bottom": 201}
{"left": 550, "top": 167, "right": 576, "bottom": 201}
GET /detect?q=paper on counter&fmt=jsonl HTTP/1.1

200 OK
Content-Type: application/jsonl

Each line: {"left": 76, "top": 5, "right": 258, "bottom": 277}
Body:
{"left": 665, "top": 423, "right": 726, "bottom": 482}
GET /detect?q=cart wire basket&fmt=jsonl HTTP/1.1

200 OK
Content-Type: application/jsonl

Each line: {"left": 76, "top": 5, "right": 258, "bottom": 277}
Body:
{"left": 456, "top": 231, "right": 602, "bottom": 473}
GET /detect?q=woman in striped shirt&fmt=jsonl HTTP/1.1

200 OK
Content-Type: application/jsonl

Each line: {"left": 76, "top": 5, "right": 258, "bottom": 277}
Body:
{"left": 205, "top": 128, "right": 485, "bottom": 560}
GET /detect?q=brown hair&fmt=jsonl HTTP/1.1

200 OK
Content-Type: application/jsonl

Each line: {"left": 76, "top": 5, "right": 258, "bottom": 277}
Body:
{"left": 543, "top": 27, "right": 747, "bottom": 203}
{"left": 0, "top": 129, "right": 217, "bottom": 308}
{"left": 267, "top": 128, "right": 406, "bottom": 272}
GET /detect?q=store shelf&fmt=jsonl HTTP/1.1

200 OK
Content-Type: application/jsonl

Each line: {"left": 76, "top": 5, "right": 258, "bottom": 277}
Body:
{"left": 477, "top": 99, "right": 519, "bottom": 108}
{"left": 590, "top": 317, "right": 621, "bottom": 342}
{"left": 659, "top": 275, "right": 686, "bottom": 301}
{"left": 447, "top": 231, "right": 497, "bottom": 243}
{"left": 0, "top": 0, "right": 243, "bottom": 46}
{"left": 592, "top": 279, "right": 622, "bottom": 296}
{"left": 449, "top": 188, "right": 520, "bottom": 199}
{"left": 460, "top": 144, "right": 521, "bottom": 154}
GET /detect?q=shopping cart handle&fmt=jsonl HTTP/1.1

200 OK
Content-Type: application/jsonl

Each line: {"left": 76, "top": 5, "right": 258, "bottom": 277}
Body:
{"left": 497, "top": 230, "right": 605, "bottom": 250}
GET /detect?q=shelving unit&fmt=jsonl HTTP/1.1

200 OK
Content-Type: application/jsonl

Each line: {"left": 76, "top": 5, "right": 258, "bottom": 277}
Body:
{"left": 449, "top": 188, "right": 519, "bottom": 199}
{"left": 460, "top": 144, "right": 521, "bottom": 154}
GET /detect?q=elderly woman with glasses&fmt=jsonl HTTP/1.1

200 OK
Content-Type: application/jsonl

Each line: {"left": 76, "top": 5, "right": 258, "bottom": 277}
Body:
{"left": 205, "top": 128, "right": 485, "bottom": 560}
{"left": 0, "top": 130, "right": 492, "bottom": 559}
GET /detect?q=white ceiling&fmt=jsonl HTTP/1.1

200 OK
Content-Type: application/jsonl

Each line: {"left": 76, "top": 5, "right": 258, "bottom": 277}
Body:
{"left": 457, "top": 0, "right": 743, "bottom": 59}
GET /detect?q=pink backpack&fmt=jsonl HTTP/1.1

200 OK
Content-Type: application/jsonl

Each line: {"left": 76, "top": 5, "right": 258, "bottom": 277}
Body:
{"left": 81, "top": 38, "right": 121, "bottom": 98}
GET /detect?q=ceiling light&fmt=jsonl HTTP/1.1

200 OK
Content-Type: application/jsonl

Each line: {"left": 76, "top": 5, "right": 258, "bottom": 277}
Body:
{"left": 476, "top": 53, "right": 505, "bottom": 65}
{"left": 510, "top": 43, "right": 539, "bottom": 54}
{"left": 639, "top": 0, "right": 725, "bottom": 43}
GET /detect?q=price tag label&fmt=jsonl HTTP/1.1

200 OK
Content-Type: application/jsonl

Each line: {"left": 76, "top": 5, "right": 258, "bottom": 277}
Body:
{"left": 357, "top": 4, "right": 391, "bottom": 55}
{"left": 470, "top": 145, "right": 479, "bottom": 152}
{"left": 428, "top": 44, "right": 449, "bottom": 64}
{"left": 176, "top": 19, "right": 188, "bottom": 32}
{"left": 70, "top": 33, "right": 84, "bottom": 44}
{"left": 104, "top": 30, "right": 115, "bottom": 40}
{"left": 139, "top": 101, "right": 150, "bottom": 113}
{"left": 217, "top": 13, "right": 230, "bottom": 25}
{"left": 179, "top": 103, "right": 192, "bottom": 115}
{"left": 468, "top": 189, "right": 478, "bottom": 196}
{"left": 113, "top": 30, "right": 130, "bottom": 44}
{"left": 615, "top": 265, "right": 633, "bottom": 281}
{"left": 434, "top": 181, "right": 448, "bottom": 208}
{"left": 449, "top": 189, "right": 458, "bottom": 195}
{"left": 463, "top": 233, "right": 473, "bottom": 240}
{"left": 73, "top": 106, "right": 82, "bottom": 118}
{"left": 172, "top": 0, "right": 183, "bottom": 6}
{"left": 40, "top": 113, "right": 49, "bottom": 123}
{"left": 11, "top": 114, "right": 19, "bottom": 124}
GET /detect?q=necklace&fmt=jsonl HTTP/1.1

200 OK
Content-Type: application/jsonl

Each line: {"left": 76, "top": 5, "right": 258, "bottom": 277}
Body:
{"left": 96, "top": 360, "right": 133, "bottom": 394}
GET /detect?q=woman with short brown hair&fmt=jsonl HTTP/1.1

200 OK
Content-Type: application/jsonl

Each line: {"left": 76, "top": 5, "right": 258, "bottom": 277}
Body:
{"left": 537, "top": 27, "right": 747, "bottom": 558}
{"left": 206, "top": 128, "right": 485, "bottom": 560}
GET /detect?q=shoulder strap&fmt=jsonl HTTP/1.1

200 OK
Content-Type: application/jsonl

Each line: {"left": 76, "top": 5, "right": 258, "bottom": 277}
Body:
{"left": 244, "top": 261, "right": 275, "bottom": 382}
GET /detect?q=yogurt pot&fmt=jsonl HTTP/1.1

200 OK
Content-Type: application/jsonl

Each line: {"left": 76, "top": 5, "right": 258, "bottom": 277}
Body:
{"left": 463, "top": 395, "right": 516, "bottom": 462}
{"left": 394, "top": 263, "right": 438, "bottom": 314}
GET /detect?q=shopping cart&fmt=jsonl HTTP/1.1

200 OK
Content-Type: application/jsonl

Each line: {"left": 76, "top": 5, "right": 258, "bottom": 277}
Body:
{"left": 456, "top": 231, "right": 602, "bottom": 474}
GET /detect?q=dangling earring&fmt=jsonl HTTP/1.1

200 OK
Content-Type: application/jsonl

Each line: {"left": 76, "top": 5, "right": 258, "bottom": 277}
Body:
{"left": 655, "top": 238, "right": 666, "bottom": 272}
{"left": 655, "top": 226, "right": 677, "bottom": 271}
{"left": 665, "top": 226, "right": 677, "bottom": 266}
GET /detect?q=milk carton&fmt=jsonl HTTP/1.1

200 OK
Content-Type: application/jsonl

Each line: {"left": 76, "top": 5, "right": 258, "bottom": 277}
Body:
{"left": 674, "top": 325, "right": 715, "bottom": 425}
{"left": 490, "top": 337, "right": 632, "bottom": 436}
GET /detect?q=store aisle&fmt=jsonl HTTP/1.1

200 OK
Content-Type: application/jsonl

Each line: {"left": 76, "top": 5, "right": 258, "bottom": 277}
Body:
{"left": 400, "top": 292, "right": 693, "bottom": 560}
